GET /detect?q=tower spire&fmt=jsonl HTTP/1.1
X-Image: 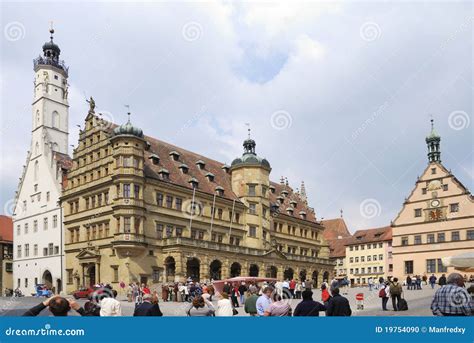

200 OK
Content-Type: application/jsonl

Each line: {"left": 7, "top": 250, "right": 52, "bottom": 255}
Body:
{"left": 425, "top": 119, "right": 441, "bottom": 163}
{"left": 300, "top": 181, "right": 307, "bottom": 204}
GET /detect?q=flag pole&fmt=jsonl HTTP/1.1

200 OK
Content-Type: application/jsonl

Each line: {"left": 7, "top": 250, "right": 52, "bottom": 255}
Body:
{"left": 209, "top": 192, "right": 217, "bottom": 237}
{"left": 189, "top": 185, "right": 196, "bottom": 236}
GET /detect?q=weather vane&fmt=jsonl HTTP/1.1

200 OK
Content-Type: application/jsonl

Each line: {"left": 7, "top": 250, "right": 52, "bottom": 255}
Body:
{"left": 245, "top": 123, "right": 251, "bottom": 139}
{"left": 124, "top": 104, "right": 131, "bottom": 121}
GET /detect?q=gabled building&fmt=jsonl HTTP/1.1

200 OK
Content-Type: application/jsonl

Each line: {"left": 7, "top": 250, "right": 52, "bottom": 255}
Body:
{"left": 12, "top": 29, "right": 71, "bottom": 295}
{"left": 322, "top": 217, "right": 352, "bottom": 278}
{"left": 62, "top": 108, "right": 334, "bottom": 292}
{"left": 392, "top": 120, "right": 474, "bottom": 278}
{"left": 0, "top": 216, "right": 13, "bottom": 295}
{"left": 345, "top": 226, "right": 392, "bottom": 286}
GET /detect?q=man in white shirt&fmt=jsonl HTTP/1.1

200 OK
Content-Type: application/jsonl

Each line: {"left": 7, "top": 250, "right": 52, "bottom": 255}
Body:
{"left": 100, "top": 289, "right": 122, "bottom": 316}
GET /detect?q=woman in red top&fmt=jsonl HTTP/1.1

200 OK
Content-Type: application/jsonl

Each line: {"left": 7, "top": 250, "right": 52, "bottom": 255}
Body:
{"left": 321, "top": 284, "right": 331, "bottom": 304}
{"left": 142, "top": 283, "right": 151, "bottom": 295}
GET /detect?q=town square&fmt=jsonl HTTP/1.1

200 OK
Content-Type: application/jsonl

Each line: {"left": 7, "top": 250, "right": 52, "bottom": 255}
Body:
{"left": 0, "top": 0, "right": 472, "bottom": 328}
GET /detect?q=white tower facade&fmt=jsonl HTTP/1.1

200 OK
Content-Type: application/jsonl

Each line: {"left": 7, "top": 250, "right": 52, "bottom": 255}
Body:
{"left": 12, "top": 28, "right": 70, "bottom": 295}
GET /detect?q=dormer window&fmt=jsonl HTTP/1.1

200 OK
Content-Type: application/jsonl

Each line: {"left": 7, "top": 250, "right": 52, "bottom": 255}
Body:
{"left": 299, "top": 211, "right": 306, "bottom": 219}
{"left": 158, "top": 168, "right": 169, "bottom": 180}
{"left": 290, "top": 200, "right": 297, "bottom": 208}
{"left": 221, "top": 164, "right": 230, "bottom": 173}
{"left": 148, "top": 154, "right": 160, "bottom": 165}
{"left": 179, "top": 163, "right": 189, "bottom": 174}
{"left": 189, "top": 177, "right": 199, "bottom": 189}
{"left": 286, "top": 207, "right": 294, "bottom": 215}
{"left": 205, "top": 172, "right": 215, "bottom": 182}
{"left": 269, "top": 185, "right": 276, "bottom": 194}
{"left": 196, "top": 160, "right": 206, "bottom": 170}
{"left": 215, "top": 186, "right": 224, "bottom": 196}
{"left": 281, "top": 190, "right": 289, "bottom": 197}
{"left": 169, "top": 151, "right": 180, "bottom": 161}
{"left": 276, "top": 195, "right": 284, "bottom": 205}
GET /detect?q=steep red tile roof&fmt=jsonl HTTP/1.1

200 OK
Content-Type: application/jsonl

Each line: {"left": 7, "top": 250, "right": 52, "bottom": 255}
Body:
{"left": 321, "top": 218, "right": 351, "bottom": 240}
{"left": 53, "top": 151, "right": 73, "bottom": 170}
{"left": 346, "top": 226, "right": 392, "bottom": 246}
{"left": 268, "top": 182, "right": 317, "bottom": 223}
{"left": 0, "top": 215, "right": 13, "bottom": 242}
{"left": 328, "top": 237, "right": 353, "bottom": 258}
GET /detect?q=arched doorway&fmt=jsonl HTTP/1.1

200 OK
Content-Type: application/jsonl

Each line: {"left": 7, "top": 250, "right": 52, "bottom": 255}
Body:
{"left": 186, "top": 258, "right": 200, "bottom": 281}
{"left": 312, "top": 270, "right": 319, "bottom": 287}
{"left": 164, "top": 256, "right": 176, "bottom": 282}
{"left": 323, "top": 271, "right": 330, "bottom": 283}
{"left": 230, "top": 262, "right": 241, "bottom": 277}
{"left": 266, "top": 266, "right": 277, "bottom": 278}
{"left": 87, "top": 265, "right": 96, "bottom": 287}
{"left": 42, "top": 270, "right": 53, "bottom": 289}
{"left": 284, "top": 268, "right": 294, "bottom": 280}
{"left": 299, "top": 269, "right": 307, "bottom": 281}
{"left": 249, "top": 264, "right": 259, "bottom": 277}
{"left": 210, "top": 260, "right": 222, "bottom": 280}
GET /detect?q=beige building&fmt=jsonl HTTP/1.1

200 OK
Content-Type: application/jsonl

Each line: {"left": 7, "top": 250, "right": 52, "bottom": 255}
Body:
{"left": 0, "top": 216, "right": 13, "bottom": 295}
{"left": 62, "top": 105, "right": 334, "bottom": 293}
{"left": 322, "top": 217, "right": 352, "bottom": 278}
{"left": 345, "top": 226, "right": 392, "bottom": 286}
{"left": 392, "top": 120, "right": 474, "bottom": 279}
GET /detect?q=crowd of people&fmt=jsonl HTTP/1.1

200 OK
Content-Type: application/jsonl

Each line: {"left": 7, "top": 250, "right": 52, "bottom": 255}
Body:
{"left": 19, "top": 272, "right": 473, "bottom": 317}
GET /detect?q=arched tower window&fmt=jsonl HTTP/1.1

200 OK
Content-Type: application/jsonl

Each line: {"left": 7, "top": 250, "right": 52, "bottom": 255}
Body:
{"left": 52, "top": 111, "right": 60, "bottom": 128}
{"left": 34, "top": 161, "right": 39, "bottom": 181}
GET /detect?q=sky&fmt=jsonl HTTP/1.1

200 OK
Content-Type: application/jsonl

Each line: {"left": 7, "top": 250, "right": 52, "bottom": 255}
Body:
{"left": 0, "top": 1, "right": 472, "bottom": 233}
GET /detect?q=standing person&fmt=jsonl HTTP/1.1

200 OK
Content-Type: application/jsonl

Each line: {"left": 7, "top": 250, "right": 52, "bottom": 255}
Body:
{"left": 429, "top": 274, "right": 437, "bottom": 289}
{"left": 406, "top": 275, "right": 412, "bottom": 290}
{"left": 244, "top": 289, "right": 259, "bottom": 316}
{"left": 379, "top": 281, "right": 390, "bottom": 311}
{"left": 305, "top": 278, "right": 313, "bottom": 291}
{"left": 289, "top": 279, "right": 296, "bottom": 298}
{"left": 326, "top": 288, "right": 351, "bottom": 316}
{"left": 282, "top": 279, "right": 290, "bottom": 297}
{"left": 222, "top": 282, "right": 231, "bottom": 295}
{"left": 100, "top": 290, "right": 122, "bottom": 317}
{"left": 161, "top": 284, "right": 169, "bottom": 302}
{"left": 368, "top": 278, "right": 373, "bottom": 291}
{"left": 186, "top": 296, "right": 215, "bottom": 316}
{"left": 293, "top": 290, "right": 326, "bottom": 316}
{"left": 216, "top": 292, "right": 234, "bottom": 316}
{"left": 295, "top": 280, "right": 303, "bottom": 299}
{"left": 238, "top": 282, "right": 247, "bottom": 306}
{"left": 264, "top": 294, "right": 291, "bottom": 316}
{"left": 133, "top": 294, "right": 163, "bottom": 316}
{"left": 230, "top": 284, "right": 240, "bottom": 308}
{"left": 389, "top": 278, "right": 402, "bottom": 311}
{"left": 431, "top": 273, "right": 474, "bottom": 316}
{"left": 438, "top": 274, "right": 447, "bottom": 287}
{"left": 321, "top": 284, "right": 331, "bottom": 308}
{"left": 256, "top": 286, "right": 273, "bottom": 316}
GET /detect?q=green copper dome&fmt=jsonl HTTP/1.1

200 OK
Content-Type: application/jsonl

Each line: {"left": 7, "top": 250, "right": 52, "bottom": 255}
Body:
{"left": 231, "top": 136, "right": 271, "bottom": 169}
{"left": 112, "top": 119, "right": 144, "bottom": 138}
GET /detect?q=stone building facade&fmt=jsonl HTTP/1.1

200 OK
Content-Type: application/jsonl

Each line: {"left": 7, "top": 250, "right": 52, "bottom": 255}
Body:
{"left": 345, "top": 226, "right": 392, "bottom": 286}
{"left": 63, "top": 109, "right": 334, "bottom": 292}
{"left": 392, "top": 120, "right": 474, "bottom": 278}
{"left": 322, "top": 217, "right": 352, "bottom": 278}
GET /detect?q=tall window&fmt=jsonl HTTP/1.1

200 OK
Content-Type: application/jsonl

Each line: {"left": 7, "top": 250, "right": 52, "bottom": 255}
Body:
{"left": 24, "top": 223, "right": 28, "bottom": 234}
{"left": 427, "top": 234, "right": 435, "bottom": 243}
{"left": 124, "top": 217, "right": 131, "bottom": 233}
{"left": 451, "top": 231, "right": 460, "bottom": 241}
{"left": 437, "top": 258, "right": 447, "bottom": 273}
{"left": 467, "top": 230, "right": 474, "bottom": 240}
{"left": 414, "top": 235, "right": 421, "bottom": 245}
{"left": 134, "top": 185, "right": 140, "bottom": 198}
{"left": 175, "top": 198, "right": 182, "bottom": 211}
{"left": 450, "top": 203, "right": 459, "bottom": 213}
{"left": 34, "top": 244, "right": 38, "bottom": 256}
{"left": 43, "top": 217, "right": 48, "bottom": 230}
{"left": 156, "top": 193, "right": 163, "bottom": 206}
{"left": 248, "top": 203, "right": 257, "bottom": 215}
{"left": 401, "top": 236, "right": 409, "bottom": 246}
{"left": 34, "top": 161, "right": 39, "bottom": 181}
{"left": 25, "top": 244, "right": 29, "bottom": 257}
{"left": 53, "top": 215, "right": 58, "bottom": 228}
{"left": 248, "top": 184, "right": 256, "bottom": 196}
{"left": 52, "top": 111, "right": 59, "bottom": 128}
{"left": 155, "top": 223, "right": 163, "bottom": 239}
{"left": 166, "top": 195, "right": 173, "bottom": 208}
{"left": 48, "top": 243, "right": 54, "bottom": 255}
{"left": 437, "top": 232, "right": 445, "bottom": 242}
{"left": 426, "top": 259, "right": 436, "bottom": 273}
{"left": 404, "top": 261, "right": 413, "bottom": 274}
{"left": 249, "top": 226, "right": 257, "bottom": 237}
{"left": 123, "top": 184, "right": 131, "bottom": 198}
{"left": 414, "top": 208, "right": 422, "bottom": 217}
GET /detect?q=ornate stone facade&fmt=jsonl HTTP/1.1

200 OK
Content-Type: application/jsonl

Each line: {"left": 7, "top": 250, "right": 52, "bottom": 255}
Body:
{"left": 63, "top": 110, "right": 334, "bottom": 292}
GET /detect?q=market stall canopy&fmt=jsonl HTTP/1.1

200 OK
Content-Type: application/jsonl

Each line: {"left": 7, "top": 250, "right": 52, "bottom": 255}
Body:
{"left": 442, "top": 252, "right": 474, "bottom": 272}
{"left": 212, "top": 277, "right": 277, "bottom": 295}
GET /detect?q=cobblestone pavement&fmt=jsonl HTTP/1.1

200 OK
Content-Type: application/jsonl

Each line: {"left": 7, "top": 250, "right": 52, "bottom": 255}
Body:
{"left": 0, "top": 284, "right": 442, "bottom": 316}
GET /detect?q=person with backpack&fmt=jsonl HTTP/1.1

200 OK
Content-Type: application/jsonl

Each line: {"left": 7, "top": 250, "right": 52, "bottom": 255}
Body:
{"left": 389, "top": 277, "right": 402, "bottom": 311}
{"left": 379, "top": 281, "right": 390, "bottom": 311}
{"left": 429, "top": 274, "right": 437, "bottom": 289}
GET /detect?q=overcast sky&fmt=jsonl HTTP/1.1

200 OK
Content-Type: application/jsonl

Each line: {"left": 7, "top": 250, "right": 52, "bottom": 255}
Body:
{"left": 1, "top": 1, "right": 472, "bottom": 233}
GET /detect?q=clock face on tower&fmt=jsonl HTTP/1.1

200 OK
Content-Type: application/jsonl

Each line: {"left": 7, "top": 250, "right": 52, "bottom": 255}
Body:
{"left": 430, "top": 199, "right": 440, "bottom": 208}
{"left": 429, "top": 209, "right": 443, "bottom": 221}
